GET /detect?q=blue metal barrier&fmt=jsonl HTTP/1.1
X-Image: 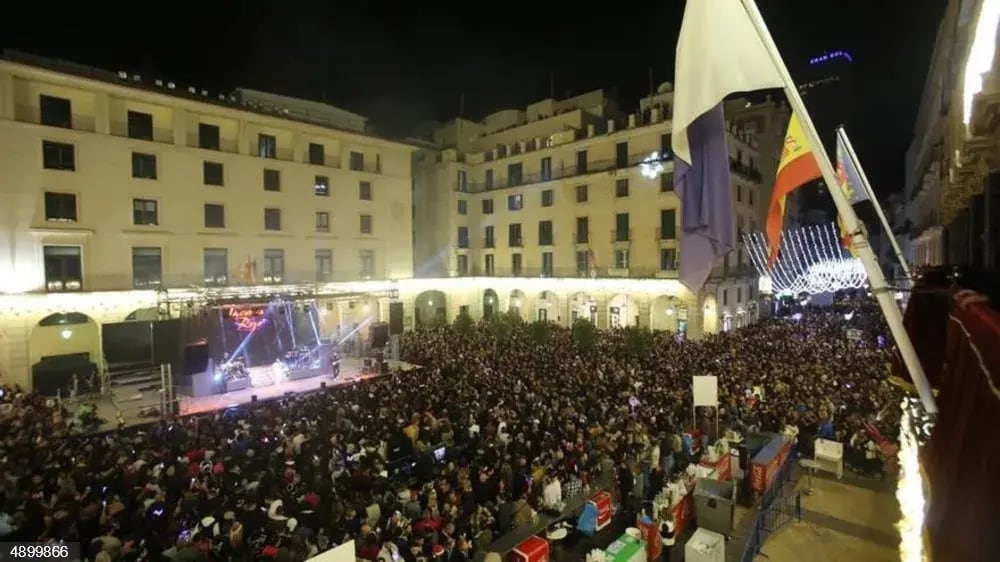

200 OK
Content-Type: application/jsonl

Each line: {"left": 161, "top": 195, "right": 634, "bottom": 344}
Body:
{"left": 739, "top": 446, "right": 799, "bottom": 562}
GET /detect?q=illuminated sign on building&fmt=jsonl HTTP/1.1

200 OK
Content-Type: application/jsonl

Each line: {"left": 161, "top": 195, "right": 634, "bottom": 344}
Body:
{"left": 809, "top": 50, "right": 854, "bottom": 65}
{"left": 228, "top": 306, "right": 268, "bottom": 333}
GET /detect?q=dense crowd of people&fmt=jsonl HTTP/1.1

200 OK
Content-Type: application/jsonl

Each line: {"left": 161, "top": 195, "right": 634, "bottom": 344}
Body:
{"left": 0, "top": 303, "right": 901, "bottom": 561}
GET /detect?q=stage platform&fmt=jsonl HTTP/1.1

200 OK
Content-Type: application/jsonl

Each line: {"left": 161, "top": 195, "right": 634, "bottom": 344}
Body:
{"left": 88, "top": 357, "right": 416, "bottom": 430}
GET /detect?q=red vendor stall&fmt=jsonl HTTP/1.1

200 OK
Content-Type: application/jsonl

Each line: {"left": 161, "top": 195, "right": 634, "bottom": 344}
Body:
{"left": 509, "top": 535, "right": 549, "bottom": 562}
{"left": 588, "top": 490, "right": 613, "bottom": 532}
{"left": 698, "top": 451, "right": 734, "bottom": 481}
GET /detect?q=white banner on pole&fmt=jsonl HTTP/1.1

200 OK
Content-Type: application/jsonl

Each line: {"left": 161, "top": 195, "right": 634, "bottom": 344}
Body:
{"left": 693, "top": 376, "right": 719, "bottom": 406}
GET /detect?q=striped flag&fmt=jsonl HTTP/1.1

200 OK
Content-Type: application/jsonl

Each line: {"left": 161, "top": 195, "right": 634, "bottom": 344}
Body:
{"left": 672, "top": 0, "right": 783, "bottom": 290}
{"left": 766, "top": 113, "right": 822, "bottom": 265}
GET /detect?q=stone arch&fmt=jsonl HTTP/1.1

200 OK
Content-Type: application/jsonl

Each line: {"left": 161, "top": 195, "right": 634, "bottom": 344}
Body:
{"left": 414, "top": 290, "right": 447, "bottom": 329}
{"left": 507, "top": 289, "right": 526, "bottom": 319}
{"left": 703, "top": 295, "right": 719, "bottom": 335}
{"left": 534, "top": 290, "right": 559, "bottom": 322}
{"left": 650, "top": 295, "right": 682, "bottom": 332}
{"left": 569, "top": 292, "right": 596, "bottom": 324}
{"left": 608, "top": 293, "right": 635, "bottom": 328}
{"left": 482, "top": 288, "right": 499, "bottom": 319}
{"left": 29, "top": 311, "right": 101, "bottom": 393}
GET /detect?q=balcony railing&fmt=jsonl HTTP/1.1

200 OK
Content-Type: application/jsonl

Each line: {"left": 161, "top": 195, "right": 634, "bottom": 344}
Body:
{"left": 509, "top": 237, "right": 523, "bottom": 247}
{"left": 39, "top": 268, "right": 393, "bottom": 293}
{"left": 483, "top": 238, "right": 495, "bottom": 248}
{"left": 461, "top": 266, "right": 670, "bottom": 279}
{"left": 454, "top": 152, "right": 674, "bottom": 193}
{"left": 575, "top": 232, "right": 590, "bottom": 244}
{"left": 657, "top": 227, "right": 677, "bottom": 241}
{"left": 611, "top": 228, "right": 632, "bottom": 243}
{"left": 730, "top": 160, "right": 763, "bottom": 183}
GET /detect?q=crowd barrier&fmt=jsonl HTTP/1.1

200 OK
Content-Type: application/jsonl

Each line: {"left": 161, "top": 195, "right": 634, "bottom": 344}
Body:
{"left": 739, "top": 445, "right": 800, "bottom": 562}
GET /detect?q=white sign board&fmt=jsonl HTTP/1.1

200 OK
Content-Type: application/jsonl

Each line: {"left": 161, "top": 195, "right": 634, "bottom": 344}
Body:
{"left": 307, "top": 541, "right": 355, "bottom": 562}
{"left": 693, "top": 375, "right": 719, "bottom": 407}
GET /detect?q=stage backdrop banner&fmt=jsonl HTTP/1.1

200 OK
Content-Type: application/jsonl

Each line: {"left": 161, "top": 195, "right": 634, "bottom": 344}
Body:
{"left": 693, "top": 375, "right": 719, "bottom": 407}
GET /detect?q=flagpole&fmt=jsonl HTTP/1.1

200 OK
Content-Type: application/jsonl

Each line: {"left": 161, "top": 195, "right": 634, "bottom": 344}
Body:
{"left": 739, "top": 0, "right": 937, "bottom": 414}
{"left": 837, "top": 126, "right": 913, "bottom": 282}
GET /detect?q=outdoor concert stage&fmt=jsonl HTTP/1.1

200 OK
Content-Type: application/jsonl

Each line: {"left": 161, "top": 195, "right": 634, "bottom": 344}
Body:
{"left": 102, "top": 357, "right": 417, "bottom": 428}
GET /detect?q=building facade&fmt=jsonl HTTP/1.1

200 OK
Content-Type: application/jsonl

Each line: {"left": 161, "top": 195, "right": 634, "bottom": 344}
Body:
{"left": 0, "top": 52, "right": 415, "bottom": 388}
{"left": 412, "top": 86, "right": 786, "bottom": 335}
{"left": 906, "top": 0, "right": 1000, "bottom": 274}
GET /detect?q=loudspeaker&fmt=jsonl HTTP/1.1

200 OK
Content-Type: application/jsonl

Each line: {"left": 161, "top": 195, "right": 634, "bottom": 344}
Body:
{"left": 389, "top": 302, "right": 404, "bottom": 335}
{"left": 380, "top": 361, "right": 389, "bottom": 375}
{"left": 184, "top": 341, "right": 210, "bottom": 375}
{"left": 371, "top": 322, "right": 389, "bottom": 348}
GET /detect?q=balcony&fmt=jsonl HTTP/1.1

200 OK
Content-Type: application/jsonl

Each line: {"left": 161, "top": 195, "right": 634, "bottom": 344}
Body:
{"left": 465, "top": 266, "right": 664, "bottom": 279}
{"left": 483, "top": 238, "right": 495, "bottom": 248}
{"left": 509, "top": 237, "right": 524, "bottom": 248}
{"left": 454, "top": 152, "right": 673, "bottom": 192}
{"left": 574, "top": 232, "right": 590, "bottom": 245}
{"left": 39, "top": 268, "right": 393, "bottom": 293}
{"left": 611, "top": 229, "right": 632, "bottom": 243}
{"left": 729, "top": 159, "right": 763, "bottom": 183}
{"left": 656, "top": 227, "right": 677, "bottom": 241}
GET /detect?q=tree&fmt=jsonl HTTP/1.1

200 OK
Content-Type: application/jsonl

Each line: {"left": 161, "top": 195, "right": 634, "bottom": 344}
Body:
{"left": 572, "top": 318, "right": 597, "bottom": 354}
{"left": 622, "top": 325, "right": 654, "bottom": 357}
{"left": 453, "top": 311, "right": 474, "bottom": 334}
{"left": 529, "top": 320, "right": 552, "bottom": 345}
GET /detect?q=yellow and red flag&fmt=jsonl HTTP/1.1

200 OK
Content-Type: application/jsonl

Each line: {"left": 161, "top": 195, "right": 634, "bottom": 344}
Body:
{"left": 766, "top": 113, "right": 822, "bottom": 265}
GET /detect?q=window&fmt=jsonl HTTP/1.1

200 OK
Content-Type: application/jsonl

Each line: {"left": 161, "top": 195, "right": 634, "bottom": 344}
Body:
{"left": 308, "top": 142, "right": 325, "bottom": 165}
{"left": 660, "top": 209, "right": 677, "bottom": 239}
{"left": 512, "top": 253, "right": 523, "bottom": 276}
{"left": 660, "top": 172, "right": 674, "bottom": 192}
{"left": 541, "top": 157, "right": 552, "bottom": 181}
{"left": 133, "top": 199, "right": 158, "bottom": 225}
{"left": 576, "top": 250, "right": 590, "bottom": 275}
{"left": 484, "top": 254, "right": 495, "bottom": 275}
{"left": 737, "top": 287, "right": 743, "bottom": 303}
{"left": 457, "top": 199, "right": 467, "bottom": 215}
{"left": 42, "top": 141, "right": 75, "bottom": 170}
{"left": 749, "top": 189, "right": 754, "bottom": 206}
{"left": 263, "top": 169, "right": 281, "bottom": 191}
{"left": 508, "top": 163, "right": 523, "bottom": 186}
{"left": 258, "top": 134, "right": 277, "bottom": 158}
{"left": 508, "top": 223, "right": 522, "bottom": 247}
{"left": 39, "top": 95, "right": 71, "bottom": 128}
{"left": 660, "top": 133, "right": 672, "bottom": 157}
{"left": 131, "top": 152, "right": 157, "bottom": 179}
{"left": 198, "top": 123, "right": 220, "bottom": 150}
{"left": 127, "top": 111, "right": 153, "bottom": 140}
{"left": 132, "top": 247, "right": 162, "bottom": 289}
{"left": 541, "top": 252, "right": 554, "bottom": 276}
{"left": 264, "top": 208, "right": 281, "bottom": 231}
{"left": 360, "top": 249, "right": 375, "bottom": 278}
{"left": 538, "top": 220, "right": 553, "bottom": 246}
{"left": 615, "top": 178, "right": 629, "bottom": 198}
{"left": 576, "top": 217, "right": 589, "bottom": 244}
{"left": 723, "top": 289, "right": 729, "bottom": 306}
{"left": 482, "top": 198, "right": 494, "bottom": 214}
{"left": 614, "top": 249, "right": 629, "bottom": 269}
{"left": 314, "top": 175, "right": 329, "bottom": 196}
{"left": 575, "top": 184, "right": 588, "bottom": 202}
{"left": 315, "top": 249, "right": 333, "bottom": 282}
{"left": 43, "top": 246, "right": 82, "bottom": 292}
{"left": 541, "top": 189, "right": 554, "bottom": 207}
{"left": 204, "top": 203, "right": 225, "bottom": 228}
{"left": 457, "top": 227, "right": 469, "bottom": 248}
{"left": 263, "top": 249, "right": 284, "bottom": 284}
{"left": 660, "top": 248, "right": 677, "bottom": 271}
{"left": 507, "top": 194, "right": 523, "bottom": 211}
{"left": 44, "top": 192, "right": 77, "bottom": 222}
{"left": 457, "top": 254, "right": 469, "bottom": 275}
{"left": 360, "top": 214, "right": 373, "bottom": 234}
{"left": 616, "top": 142, "right": 629, "bottom": 168}
{"left": 457, "top": 170, "right": 468, "bottom": 192}
{"left": 203, "top": 161, "right": 224, "bottom": 186}
{"left": 359, "top": 181, "right": 372, "bottom": 200}
{"left": 576, "top": 150, "right": 588, "bottom": 173}
{"left": 349, "top": 151, "right": 364, "bottom": 171}
{"left": 615, "top": 213, "right": 630, "bottom": 242}
{"left": 484, "top": 226, "right": 495, "bottom": 248}
{"left": 485, "top": 169, "right": 494, "bottom": 189}
{"left": 203, "top": 248, "right": 227, "bottom": 286}
{"left": 737, "top": 184, "right": 742, "bottom": 202}
{"left": 315, "top": 211, "right": 330, "bottom": 232}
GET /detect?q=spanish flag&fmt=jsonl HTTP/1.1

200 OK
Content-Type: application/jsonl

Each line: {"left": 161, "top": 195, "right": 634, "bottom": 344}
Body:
{"left": 766, "top": 113, "right": 822, "bottom": 265}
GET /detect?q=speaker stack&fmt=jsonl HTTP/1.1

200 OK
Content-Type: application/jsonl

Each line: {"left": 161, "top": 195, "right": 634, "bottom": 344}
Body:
{"left": 389, "top": 302, "right": 404, "bottom": 335}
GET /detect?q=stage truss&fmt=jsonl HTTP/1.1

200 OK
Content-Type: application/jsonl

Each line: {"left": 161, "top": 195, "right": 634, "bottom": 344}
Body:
{"left": 155, "top": 283, "right": 400, "bottom": 318}
{"left": 743, "top": 222, "right": 869, "bottom": 295}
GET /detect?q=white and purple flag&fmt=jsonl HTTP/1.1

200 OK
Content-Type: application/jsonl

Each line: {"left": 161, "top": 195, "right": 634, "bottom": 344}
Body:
{"left": 672, "top": 0, "right": 783, "bottom": 291}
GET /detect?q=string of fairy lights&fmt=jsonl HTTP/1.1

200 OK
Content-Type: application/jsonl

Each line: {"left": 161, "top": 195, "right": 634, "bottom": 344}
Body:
{"left": 743, "top": 222, "right": 868, "bottom": 295}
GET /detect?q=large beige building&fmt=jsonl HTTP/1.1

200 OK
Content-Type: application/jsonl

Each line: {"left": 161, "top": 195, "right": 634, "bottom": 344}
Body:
{"left": 411, "top": 87, "right": 787, "bottom": 333}
{"left": 0, "top": 52, "right": 787, "bottom": 391}
{"left": 0, "top": 52, "right": 414, "bottom": 388}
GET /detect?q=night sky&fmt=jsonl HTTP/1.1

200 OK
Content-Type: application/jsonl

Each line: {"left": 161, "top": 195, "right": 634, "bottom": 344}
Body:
{"left": 2, "top": 0, "right": 945, "bottom": 197}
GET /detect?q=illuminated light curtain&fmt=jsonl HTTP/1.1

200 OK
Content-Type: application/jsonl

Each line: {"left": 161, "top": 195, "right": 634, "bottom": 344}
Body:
{"left": 744, "top": 222, "right": 868, "bottom": 295}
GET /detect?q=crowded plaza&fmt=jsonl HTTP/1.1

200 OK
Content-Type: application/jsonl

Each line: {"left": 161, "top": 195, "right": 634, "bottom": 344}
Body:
{"left": 0, "top": 298, "right": 902, "bottom": 561}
